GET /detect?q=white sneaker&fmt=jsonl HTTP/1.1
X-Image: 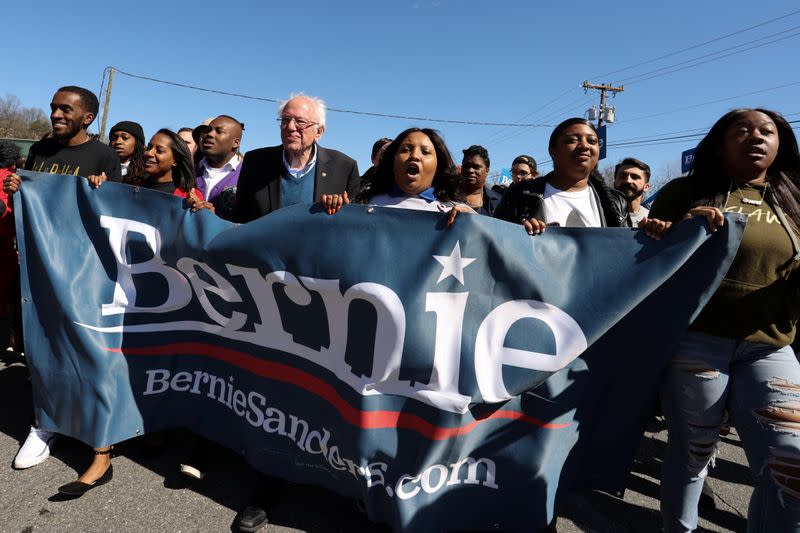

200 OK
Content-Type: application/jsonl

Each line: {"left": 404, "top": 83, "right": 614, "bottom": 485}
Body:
{"left": 14, "top": 426, "right": 57, "bottom": 469}
{"left": 179, "top": 463, "right": 205, "bottom": 480}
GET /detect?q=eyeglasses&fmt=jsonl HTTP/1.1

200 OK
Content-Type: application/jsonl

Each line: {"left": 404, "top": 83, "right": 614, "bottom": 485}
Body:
{"left": 511, "top": 170, "right": 532, "bottom": 177}
{"left": 277, "top": 116, "right": 317, "bottom": 130}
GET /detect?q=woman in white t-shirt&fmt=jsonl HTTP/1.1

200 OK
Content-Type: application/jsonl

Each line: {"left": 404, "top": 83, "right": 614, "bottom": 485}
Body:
{"left": 321, "top": 127, "right": 474, "bottom": 222}
{"left": 494, "top": 118, "right": 629, "bottom": 232}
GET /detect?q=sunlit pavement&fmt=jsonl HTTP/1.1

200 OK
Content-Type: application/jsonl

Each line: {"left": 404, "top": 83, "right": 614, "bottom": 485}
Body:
{"left": 0, "top": 338, "right": 749, "bottom": 532}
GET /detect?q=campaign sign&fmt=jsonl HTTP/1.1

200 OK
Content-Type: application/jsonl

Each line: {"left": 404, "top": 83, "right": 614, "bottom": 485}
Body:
{"left": 682, "top": 147, "right": 697, "bottom": 174}
{"left": 14, "top": 171, "right": 742, "bottom": 532}
{"left": 598, "top": 124, "right": 607, "bottom": 160}
{"left": 496, "top": 168, "right": 513, "bottom": 186}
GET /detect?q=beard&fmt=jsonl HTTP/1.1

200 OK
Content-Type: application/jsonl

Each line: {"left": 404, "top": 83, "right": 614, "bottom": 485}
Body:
{"left": 619, "top": 186, "right": 645, "bottom": 200}
{"left": 51, "top": 121, "right": 84, "bottom": 141}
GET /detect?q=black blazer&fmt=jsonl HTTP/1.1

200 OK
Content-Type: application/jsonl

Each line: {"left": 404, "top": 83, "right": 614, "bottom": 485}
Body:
{"left": 233, "top": 145, "right": 360, "bottom": 223}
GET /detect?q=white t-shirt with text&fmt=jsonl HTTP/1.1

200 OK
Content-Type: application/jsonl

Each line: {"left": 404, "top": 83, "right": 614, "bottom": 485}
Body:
{"left": 542, "top": 182, "right": 601, "bottom": 228}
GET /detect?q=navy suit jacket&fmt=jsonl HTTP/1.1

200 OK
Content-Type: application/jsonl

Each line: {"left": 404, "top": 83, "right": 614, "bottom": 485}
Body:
{"left": 233, "top": 145, "right": 360, "bottom": 223}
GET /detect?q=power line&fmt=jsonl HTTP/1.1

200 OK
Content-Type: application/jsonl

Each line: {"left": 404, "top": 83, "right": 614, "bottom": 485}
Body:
{"left": 477, "top": 14, "right": 800, "bottom": 143}
{"left": 519, "top": 117, "right": 800, "bottom": 167}
{"left": 610, "top": 118, "right": 800, "bottom": 149}
{"left": 609, "top": 133, "right": 705, "bottom": 148}
{"left": 510, "top": 86, "right": 582, "bottom": 123}
{"left": 487, "top": 94, "right": 593, "bottom": 148}
{"left": 105, "top": 65, "right": 800, "bottom": 153}
{"left": 537, "top": 94, "right": 594, "bottom": 123}
{"left": 621, "top": 80, "right": 800, "bottom": 123}
{"left": 478, "top": 86, "right": 581, "bottom": 145}
{"left": 483, "top": 94, "right": 593, "bottom": 149}
{"left": 611, "top": 127, "right": 708, "bottom": 144}
{"left": 486, "top": 95, "right": 590, "bottom": 148}
{"left": 621, "top": 25, "right": 800, "bottom": 85}
{"left": 591, "top": 8, "right": 800, "bottom": 80}
{"left": 582, "top": 81, "right": 624, "bottom": 128}
{"left": 485, "top": 89, "right": 607, "bottom": 150}
{"left": 109, "top": 67, "right": 553, "bottom": 128}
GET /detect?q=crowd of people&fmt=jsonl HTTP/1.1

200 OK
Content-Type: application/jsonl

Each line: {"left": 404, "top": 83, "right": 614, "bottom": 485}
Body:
{"left": 1, "top": 84, "right": 800, "bottom": 532}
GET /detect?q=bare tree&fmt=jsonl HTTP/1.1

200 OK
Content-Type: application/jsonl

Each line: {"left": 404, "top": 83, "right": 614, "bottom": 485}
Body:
{"left": 0, "top": 94, "right": 49, "bottom": 139}
{"left": 651, "top": 160, "right": 682, "bottom": 191}
{"left": 599, "top": 163, "right": 615, "bottom": 186}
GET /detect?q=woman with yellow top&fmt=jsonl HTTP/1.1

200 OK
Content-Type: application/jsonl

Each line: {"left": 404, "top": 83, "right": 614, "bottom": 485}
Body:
{"left": 643, "top": 108, "right": 800, "bottom": 532}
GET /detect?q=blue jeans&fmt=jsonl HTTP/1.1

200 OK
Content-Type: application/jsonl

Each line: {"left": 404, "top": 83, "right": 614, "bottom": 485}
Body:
{"left": 660, "top": 331, "right": 800, "bottom": 532}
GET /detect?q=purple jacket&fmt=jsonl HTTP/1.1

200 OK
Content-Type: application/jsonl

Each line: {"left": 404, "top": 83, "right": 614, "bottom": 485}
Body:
{"left": 195, "top": 161, "right": 242, "bottom": 220}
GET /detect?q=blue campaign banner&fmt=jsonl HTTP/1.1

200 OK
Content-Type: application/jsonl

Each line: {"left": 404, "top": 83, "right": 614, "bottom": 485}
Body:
{"left": 682, "top": 147, "right": 697, "bottom": 173}
{"left": 598, "top": 124, "right": 607, "bottom": 160}
{"left": 496, "top": 168, "right": 513, "bottom": 186}
{"left": 14, "top": 171, "right": 743, "bottom": 532}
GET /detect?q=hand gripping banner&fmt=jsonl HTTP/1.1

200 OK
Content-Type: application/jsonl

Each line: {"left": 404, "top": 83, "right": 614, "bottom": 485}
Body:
{"left": 14, "top": 171, "right": 742, "bottom": 532}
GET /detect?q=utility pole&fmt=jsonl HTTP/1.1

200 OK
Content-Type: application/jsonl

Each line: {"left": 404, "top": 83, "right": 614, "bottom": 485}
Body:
{"left": 582, "top": 81, "right": 624, "bottom": 128}
{"left": 99, "top": 67, "right": 115, "bottom": 142}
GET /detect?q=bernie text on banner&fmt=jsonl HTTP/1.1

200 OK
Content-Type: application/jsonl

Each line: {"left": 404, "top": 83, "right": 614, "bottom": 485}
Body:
{"left": 14, "top": 170, "right": 743, "bottom": 532}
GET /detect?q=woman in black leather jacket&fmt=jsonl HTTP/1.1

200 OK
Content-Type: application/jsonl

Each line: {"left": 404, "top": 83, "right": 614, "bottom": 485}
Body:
{"left": 494, "top": 118, "right": 629, "bottom": 233}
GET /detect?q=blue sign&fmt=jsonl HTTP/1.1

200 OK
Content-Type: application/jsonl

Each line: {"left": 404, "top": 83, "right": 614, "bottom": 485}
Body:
{"left": 496, "top": 168, "right": 512, "bottom": 186}
{"left": 14, "top": 171, "right": 743, "bottom": 532}
{"left": 681, "top": 147, "right": 697, "bottom": 173}
{"left": 598, "top": 125, "right": 607, "bottom": 160}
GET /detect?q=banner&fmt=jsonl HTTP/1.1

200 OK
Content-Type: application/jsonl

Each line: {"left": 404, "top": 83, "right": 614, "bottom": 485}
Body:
{"left": 14, "top": 171, "right": 743, "bottom": 532}
{"left": 682, "top": 147, "right": 697, "bottom": 173}
{"left": 495, "top": 168, "right": 512, "bottom": 186}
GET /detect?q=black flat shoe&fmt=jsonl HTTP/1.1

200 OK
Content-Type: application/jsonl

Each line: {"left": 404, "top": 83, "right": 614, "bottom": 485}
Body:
{"left": 58, "top": 464, "right": 113, "bottom": 497}
{"left": 237, "top": 505, "right": 268, "bottom": 532}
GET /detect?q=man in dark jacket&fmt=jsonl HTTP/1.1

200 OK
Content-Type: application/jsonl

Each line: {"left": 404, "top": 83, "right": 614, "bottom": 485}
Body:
{"left": 231, "top": 94, "right": 359, "bottom": 533}
{"left": 233, "top": 94, "right": 359, "bottom": 223}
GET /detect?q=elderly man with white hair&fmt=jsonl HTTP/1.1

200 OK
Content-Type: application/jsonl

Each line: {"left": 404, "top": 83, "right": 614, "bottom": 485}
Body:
{"left": 233, "top": 93, "right": 360, "bottom": 223}
{"left": 232, "top": 94, "right": 359, "bottom": 532}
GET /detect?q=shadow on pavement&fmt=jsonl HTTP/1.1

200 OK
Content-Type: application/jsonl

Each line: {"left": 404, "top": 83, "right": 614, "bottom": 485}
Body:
{"left": 0, "top": 317, "right": 748, "bottom": 533}
{"left": 557, "top": 429, "right": 749, "bottom": 533}
{"left": 0, "top": 340, "right": 384, "bottom": 532}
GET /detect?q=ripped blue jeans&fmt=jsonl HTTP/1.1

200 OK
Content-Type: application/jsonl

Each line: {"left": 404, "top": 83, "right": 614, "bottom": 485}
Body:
{"left": 660, "top": 330, "right": 800, "bottom": 533}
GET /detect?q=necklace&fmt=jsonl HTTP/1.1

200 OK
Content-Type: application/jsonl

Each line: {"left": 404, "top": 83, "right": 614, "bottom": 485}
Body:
{"left": 734, "top": 182, "right": 768, "bottom": 206}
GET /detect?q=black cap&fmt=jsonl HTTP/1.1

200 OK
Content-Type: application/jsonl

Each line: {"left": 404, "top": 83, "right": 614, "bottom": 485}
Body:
{"left": 512, "top": 154, "right": 536, "bottom": 171}
{"left": 109, "top": 121, "right": 145, "bottom": 145}
{"left": 192, "top": 124, "right": 211, "bottom": 145}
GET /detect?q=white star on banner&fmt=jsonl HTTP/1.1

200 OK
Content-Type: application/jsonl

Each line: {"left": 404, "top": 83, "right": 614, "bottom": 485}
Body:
{"left": 433, "top": 242, "right": 476, "bottom": 285}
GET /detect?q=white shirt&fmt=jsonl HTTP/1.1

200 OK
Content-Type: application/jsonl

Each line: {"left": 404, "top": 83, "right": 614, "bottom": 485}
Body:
{"left": 369, "top": 193, "right": 455, "bottom": 213}
{"left": 199, "top": 154, "right": 241, "bottom": 194}
{"left": 543, "top": 182, "right": 601, "bottom": 227}
{"left": 282, "top": 144, "right": 317, "bottom": 180}
{"left": 629, "top": 205, "right": 649, "bottom": 226}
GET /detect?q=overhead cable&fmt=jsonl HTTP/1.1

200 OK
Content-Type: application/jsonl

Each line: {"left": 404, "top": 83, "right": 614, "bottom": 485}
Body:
{"left": 621, "top": 80, "right": 800, "bottom": 123}
{"left": 109, "top": 67, "right": 553, "bottom": 128}
{"left": 591, "top": 8, "right": 800, "bottom": 79}
{"left": 621, "top": 25, "right": 800, "bottom": 85}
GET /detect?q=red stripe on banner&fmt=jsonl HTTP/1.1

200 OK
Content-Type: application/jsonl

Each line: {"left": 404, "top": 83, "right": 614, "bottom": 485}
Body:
{"left": 106, "top": 342, "right": 570, "bottom": 439}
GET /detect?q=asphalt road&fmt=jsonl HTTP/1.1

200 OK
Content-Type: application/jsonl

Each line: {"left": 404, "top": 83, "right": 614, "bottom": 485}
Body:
{"left": 0, "top": 329, "right": 752, "bottom": 532}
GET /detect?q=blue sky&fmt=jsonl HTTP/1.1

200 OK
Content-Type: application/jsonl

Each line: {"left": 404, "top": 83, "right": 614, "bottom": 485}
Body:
{"left": 5, "top": 1, "right": 800, "bottom": 189}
